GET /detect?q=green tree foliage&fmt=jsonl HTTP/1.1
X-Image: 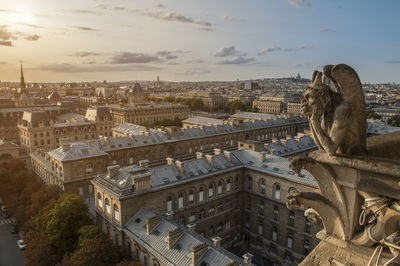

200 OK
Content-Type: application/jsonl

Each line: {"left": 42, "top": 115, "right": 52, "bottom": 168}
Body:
{"left": 388, "top": 114, "right": 400, "bottom": 127}
{"left": 70, "top": 225, "right": 123, "bottom": 266}
{"left": 46, "top": 193, "right": 92, "bottom": 254}
{"left": 366, "top": 109, "right": 381, "bottom": 119}
{"left": 224, "top": 100, "right": 255, "bottom": 114}
{"left": 146, "top": 97, "right": 204, "bottom": 111}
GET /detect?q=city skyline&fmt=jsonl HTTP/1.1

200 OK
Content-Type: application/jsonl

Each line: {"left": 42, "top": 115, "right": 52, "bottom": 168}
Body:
{"left": 1, "top": 0, "right": 400, "bottom": 83}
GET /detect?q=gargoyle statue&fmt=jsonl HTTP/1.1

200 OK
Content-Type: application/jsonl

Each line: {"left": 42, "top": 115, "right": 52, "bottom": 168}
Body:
{"left": 301, "top": 64, "right": 367, "bottom": 155}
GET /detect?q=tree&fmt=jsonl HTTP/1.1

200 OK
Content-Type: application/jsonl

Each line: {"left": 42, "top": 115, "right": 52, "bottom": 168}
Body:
{"left": 366, "top": 109, "right": 381, "bottom": 119}
{"left": 46, "top": 193, "right": 92, "bottom": 254}
{"left": 388, "top": 114, "right": 400, "bottom": 127}
{"left": 70, "top": 225, "right": 123, "bottom": 266}
{"left": 24, "top": 231, "right": 62, "bottom": 266}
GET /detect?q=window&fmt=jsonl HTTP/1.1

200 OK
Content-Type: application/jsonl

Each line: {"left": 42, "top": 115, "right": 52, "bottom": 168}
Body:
{"left": 304, "top": 239, "right": 311, "bottom": 255}
{"left": 225, "top": 199, "right": 232, "bottom": 209}
{"left": 274, "top": 184, "right": 281, "bottom": 200}
{"left": 234, "top": 175, "right": 239, "bottom": 190}
{"left": 305, "top": 220, "right": 312, "bottom": 233}
{"left": 178, "top": 193, "right": 184, "bottom": 209}
{"left": 179, "top": 215, "right": 185, "bottom": 224}
{"left": 273, "top": 206, "right": 279, "bottom": 221}
{"left": 97, "top": 192, "right": 103, "bottom": 208}
{"left": 217, "top": 181, "right": 222, "bottom": 195}
{"left": 247, "top": 175, "right": 252, "bottom": 190}
{"left": 208, "top": 207, "right": 215, "bottom": 216}
{"left": 114, "top": 204, "right": 120, "bottom": 221}
{"left": 258, "top": 223, "right": 263, "bottom": 235}
{"left": 246, "top": 195, "right": 251, "bottom": 210}
{"left": 287, "top": 233, "right": 293, "bottom": 249}
{"left": 188, "top": 213, "right": 196, "bottom": 223}
{"left": 199, "top": 187, "right": 204, "bottom": 202}
{"left": 208, "top": 226, "right": 215, "bottom": 237}
{"left": 288, "top": 211, "right": 295, "bottom": 227}
{"left": 260, "top": 179, "right": 266, "bottom": 194}
{"left": 105, "top": 198, "right": 111, "bottom": 214}
{"left": 189, "top": 189, "right": 194, "bottom": 204}
{"left": 272, "top": 226, "right": 278, "bottom": 242}
{"left": 225, "top": 220, "right": 231, "bottom": 230}
{"left": 257, "top": 237, "right": 263, "bottom": 248}
{"left": 79, "top": 187, "right": 84, "bottom": 196}
{"left": 88, "top": 185, "right": 93, "bottom": 194}
{"left": 208, "top": 184, "right": 214, "bottom": 198}
{"left": 129, "top": 157, "right": 134, "bottom": 164}
{"left": 199, "top": 209, "right": 206, "bottom": 220}
{"left": 259, "top": 200, "right": 264, "bottom": 216}
{"left": 167, "top": 196, "right": 173, "bottom": 212}
{"left": 226, "top": 179, "right": 231, "bottom": 192}
{"left": 217, "top": 202, "right": 224, "bottom": 213}
{"left": 216, "top": 223, "right": 223, "bottom": 233}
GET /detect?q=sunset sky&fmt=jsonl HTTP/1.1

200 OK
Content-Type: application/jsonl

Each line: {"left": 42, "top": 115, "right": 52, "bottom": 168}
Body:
{"left": 0, "top": 0, "right": 399, "bottom": 83}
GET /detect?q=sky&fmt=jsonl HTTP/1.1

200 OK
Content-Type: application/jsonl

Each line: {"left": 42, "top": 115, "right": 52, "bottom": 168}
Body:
{"left": 0, "top": 0, "right": 399, "bottom": 83}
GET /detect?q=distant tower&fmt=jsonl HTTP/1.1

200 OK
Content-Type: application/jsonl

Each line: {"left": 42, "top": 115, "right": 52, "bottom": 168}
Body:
{"left": 20, "top": 63, "right": 26, "bottom": 91}
{"left": 296, "top": 73, "right": 301, "bottom": 80}
{"left": 157, "top": 76, "right": 159, "bottom": 83}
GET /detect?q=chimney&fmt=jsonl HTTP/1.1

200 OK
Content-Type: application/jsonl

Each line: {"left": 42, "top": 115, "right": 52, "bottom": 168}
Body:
{"left": 205, "top": 154, "right": 213, "bottom": 166}
{"left": 62, "top": 144, "right": 71, "bottom": 152}
{"left": 191, "top": 242, "right": 209, "bottom": 266}
{"left": 286, "top": 134, "right": 292, "bottom": 140}
{"left": 139, "top": 160, "right": 149, "bottom": 168}
{"left": 187, "top": 223, "right": 196, "bottom": 233}
{"left": 146, "top": 215, "right": 161, "bottom": 235}
{"left": 175, "top": 160, "right": 183, "bottom": 172}
{"left": 196, "top": 152, "right": 204, "bottom": 159}
{"left": 259, "top": 151, "right": 266, "bottom": 162}
{"left": 214, "top": 148, "right": 221, "bottom": 155}
{"left": 167, "top": 228, "right": 184, "bottom": 249}
{"left": 224, "top": 151, "right": 231, "bottom": 162}
{"left": 242, "top": 253, "right": 253, "bottom": 266}
{"left": 212, "top": 236, "right": 222, "bottom": 248}
{"left": 166, "top": 157, "right": 174, "bottom": 165}
{"left": 166, "top": 211, "right": 174, "bottom": 221}
{"left": 107, "top": 165, "right": 120, "bottom": 178}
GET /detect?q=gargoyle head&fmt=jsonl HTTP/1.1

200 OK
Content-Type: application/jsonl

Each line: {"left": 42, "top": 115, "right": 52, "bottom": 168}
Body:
{"left": 301, "top": 71, "right": 335, "bottom": 118}
{"left": 286, "top": 188, "right": 301, "bottom": 210}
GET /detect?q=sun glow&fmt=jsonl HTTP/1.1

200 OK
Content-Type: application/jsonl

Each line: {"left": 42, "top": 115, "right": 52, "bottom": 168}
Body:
{"left": 10, "top": 5, "right": 35, "bottom": 25}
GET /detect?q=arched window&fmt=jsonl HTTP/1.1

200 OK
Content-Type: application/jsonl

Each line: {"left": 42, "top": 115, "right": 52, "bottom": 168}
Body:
{"left": 113, "top": 204, "right": 120, "bottom": 221}
{"left": 273, "top": 206, "right": 279, "bottom": 221}
{"left": 105, "top": 198, "right": 111, "bottom": 214}
{"left": 199, "top": 187, "right": 204, "bottom": 202}
{"left": 188, "top": 189, "right": 194, "bottom": 204}
{"left": 260, "top": 179, "right": 266, "bottom": 194}
{"left": 167, "top": 196, "right": 173, "bottom": 212}
{"left": 234, "top": 175, "right": 239, "bottom": 190}
{"left": 208, "top": 184, "right": 214, "bottom": 198}
{"left": 226, "top": 178, "right": 231, "bottom": 192}
{"left": 274, "top": 184, "right": 281, "bottom": 200}
{"left": 217, "top": 181, "right": 222, "bottom": 195}
{"left": 248, "top": 175, "right": 252, "bottom": 190}
{"left": 97, "top": 192, "right": 103, "bottom": 208}
{"left": 178, "top": 192, "right": 184, "bottom": 209}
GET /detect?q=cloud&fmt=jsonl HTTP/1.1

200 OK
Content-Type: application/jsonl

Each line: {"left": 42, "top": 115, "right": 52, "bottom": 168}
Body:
{"left": 284, "top": 45, "right": 308, "bottom": 52}
{"left": 177, "top": 68, "right": 210, "bottom": 75}
{"left": 70, "top": 51, "right": 102, "bottom": 57}
{"left": 94, "top": 4, "right": 108, "bottom": 10}
{"left": 185, "top": 59, "right": 204, "bottom": 64}
{"left": 0, "top": 9, "right": 15, "bottom": 13}
{"left": 0, "top": 26, "right": 15, "bottom": 41}
{"left": 288, "top": 0, "right": 312, "bottom": 8}
{"left": 221, "top": 15, "right": 244, "bottom": 22}
{"left": 384, "top": 60, "right": 400, "bottom": 64}
{"left": 292, "top": 63, "right": 304, "bottom": 67}
{"left": 72, "top": 26, "right": 98, "bottom": 31}
{"left": 142, "top": 11, "right": 212, "bottom": 27}
{"left": 218, "top": 56, "right": 254, "bottom": 65}
{"left": 30, "top": 63, "right": 161, "bottom": 73}
{"left": 114, "top": 7, "right": 125, "bottom": 11}
{"left": 0, "top": 61, "right": 6, "bottom": 64}
{"left": 320, "top": 28, "right": 336, "bottom": 32}
{"left": 155, "top": 4, "right": 165, "bottom": 8}
{"left": 24, "top": 34, "right": 40, "bottom": 41}
{"left": 0, "top": 40, "right": 12, "bottom": 46}
{"left": 198, "top": 27, "right": 214, "bottom": 32}
{"left": 214, "top": 46, "right": 237, "bottom": 57}
{"left": 16, "top": 22, "right": 43, "bottom": 28}
{"left": 258, "top": 46, "right": 282, "bottom": 55}
{"left": 109, "top": 52, "right": 160, "bottom": 64}
{"left": 70, "top": 9, "right": 102, "bottom": 15}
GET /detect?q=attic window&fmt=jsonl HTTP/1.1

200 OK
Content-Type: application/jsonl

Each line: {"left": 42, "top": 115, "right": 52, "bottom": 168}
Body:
{"left": 111, "top": 145, "right": 116, "bottom": 148}
{"left": 135, "top": 218, "right": 141, "bottom": 223}
{"left": 119, "top": 180, "right": 125, "bottom": 185}
{"left": 262, "top": 164, "right": 268, "bottom": 168}
{"left": 288, "top": 171, "right": 295, "bottom": 175}
{"left": 175, "top": 244, "right": 182, "bottom": 250}
{"left": 153, "top": 230, "right": 160, "bottom": 236}
{"left": 247, "top": 161, "right": 253, "bottom": 165}
{"left": 163, "top": 178, "right": 169, "bottom": 183}
{"left": 175, "top": 175, "right": 182, "bottom": 180}
{"left": 273, "top": 167, "right": 279, "bottom": 171}
{"left": 118, "top": 144, "right": 123, "bottom": 147}
{"left": 198, "top": 169, "right": 203, "bottom": 175}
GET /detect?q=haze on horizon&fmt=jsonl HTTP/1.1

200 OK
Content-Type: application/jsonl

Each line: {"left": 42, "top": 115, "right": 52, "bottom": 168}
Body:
{"left": 0, "top": 0, "right": 399, "bottom": 83}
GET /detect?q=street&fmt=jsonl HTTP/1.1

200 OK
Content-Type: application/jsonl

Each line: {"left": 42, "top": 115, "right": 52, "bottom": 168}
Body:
{"left": 0, "top": 212, "right": 25, "bottom": 266}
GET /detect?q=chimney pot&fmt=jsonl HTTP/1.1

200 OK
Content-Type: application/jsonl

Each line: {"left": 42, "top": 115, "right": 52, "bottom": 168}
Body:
{"left": 107, "top": 165, "right": 120, "bottom": 178}
{"left": 187, "top": 223, "right": 196, "bottom": 233}
{"left": 196, "top": 152, "right": 204, "bottom": 159}
{"left": 139, "top": 159, "right": 149, "bottom": 168}
{"left": 212, "top": 236, "right": 222, "bottom": 249}
{"left": 166, "top": 211, "right": 174, "bottom": 221}
{"left": 214, "top": 148, "right": 221, "bottom": 155}
{"left": 166, "top": 157, "right": 174, "bottom": 165}
{"left": 243, "top": 253, "right": 253, "bottom": 266}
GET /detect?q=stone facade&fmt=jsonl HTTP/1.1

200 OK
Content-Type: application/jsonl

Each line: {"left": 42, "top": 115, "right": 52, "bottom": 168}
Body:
{"left": 253, "top": 100, "right": 285, "bottom": 114}
{"left": 108, "top": 103, "right": 191, "bottom": 125}
{"left": 92, "top": 149, "right": 321, "bottom": 265}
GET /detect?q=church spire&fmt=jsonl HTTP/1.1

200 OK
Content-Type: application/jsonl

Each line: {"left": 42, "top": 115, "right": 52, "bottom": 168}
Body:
{"left": 20, "top": 63, "right": 26, "bottom": 91}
